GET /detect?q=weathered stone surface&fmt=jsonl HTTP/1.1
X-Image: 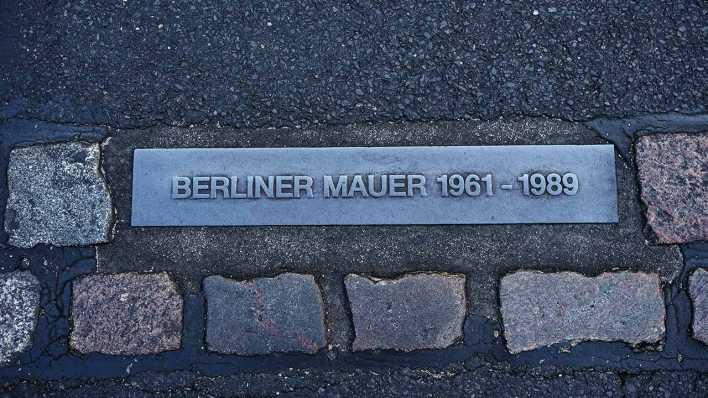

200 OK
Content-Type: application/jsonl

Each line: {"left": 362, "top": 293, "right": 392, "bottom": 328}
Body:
{"left": 0, "top": 271, "right": 40, "bottom": 366}
{"left": 345, "top": 273, "right": 466, "bottom": 351}
{"left": 203, "top": 273, "right": 326, "bottom": 355}
{"left": 500, "top": 271, "right": 665, "bottom": 354}
{"left": 70, "top": 273, "right": 182, "bottom": 355}
{"left": 4, "top": 141, "right": 113, "bottom": 248}
{"left": 689, "top": 268, "right": 708, "bottom": 345}
{"left": 635, "top": 133, "right": 708, "bottom": 244}
{"left": 98, "top": 121, "right": 683, "bottom": 327}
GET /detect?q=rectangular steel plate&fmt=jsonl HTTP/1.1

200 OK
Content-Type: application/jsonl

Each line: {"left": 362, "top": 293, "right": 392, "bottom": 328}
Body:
{"left": 131, "top": 145, "right": 618, "bottom": 226}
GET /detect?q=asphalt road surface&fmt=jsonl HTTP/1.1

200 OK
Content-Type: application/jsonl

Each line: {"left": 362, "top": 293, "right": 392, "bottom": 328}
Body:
{"left": 1, "top": 1, "right": 706, "bottom": 127}
{"left": 1, "top": 1, "right": 707, "bottom": 397}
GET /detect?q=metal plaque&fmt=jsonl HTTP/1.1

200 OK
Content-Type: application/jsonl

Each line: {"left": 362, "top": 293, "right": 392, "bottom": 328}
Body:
{"left": 131, "top": 145, "right": 618, "bottom": 226}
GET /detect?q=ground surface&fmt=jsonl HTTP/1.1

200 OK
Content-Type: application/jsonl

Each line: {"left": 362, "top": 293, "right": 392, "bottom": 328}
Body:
{"left": 1, "top": 1, "right": 706, "bottom": 127}
{"left": 4, "top": 366, "right": 708, "bottom": 398}
{"left": 1, "top": 1, "right": 707, "bottom": 397}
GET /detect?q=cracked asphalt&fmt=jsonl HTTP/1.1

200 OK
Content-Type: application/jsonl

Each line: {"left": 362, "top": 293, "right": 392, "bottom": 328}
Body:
{"left": 1, "top": 0, "right": 707, "bottom": 397}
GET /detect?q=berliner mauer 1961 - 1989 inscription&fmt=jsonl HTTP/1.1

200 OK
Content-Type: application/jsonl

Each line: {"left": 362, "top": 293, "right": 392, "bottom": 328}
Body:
{"left": 131, "top": 145, "right": 618, "bottom": 226}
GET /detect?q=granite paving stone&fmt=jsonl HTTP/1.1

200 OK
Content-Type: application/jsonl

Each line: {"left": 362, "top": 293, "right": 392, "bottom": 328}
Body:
{"left": 0, "top": 271, "right": 40, "bottom": 366}
{"left": 203, "top": 273, "right": 326, "bottom": 355}
{"left": 345, "top": 273, "right": 466, "bottom": 352}
{"left": 70, "top": 272, "right": 182, "bottom": 355}
{"left": 500, "top": 271, "right": 665, "bottom": 354}
{"left": 635, "top": 133, "right": 708, "bottom": 244}
{"left": 4, "top": 141, "right": 113, "bottom": 248}
{"left": 689, "top": 268, "right": 708, "bottom": 345}
{"left": 97, "top": 120, "right": 684, "bottom": 320}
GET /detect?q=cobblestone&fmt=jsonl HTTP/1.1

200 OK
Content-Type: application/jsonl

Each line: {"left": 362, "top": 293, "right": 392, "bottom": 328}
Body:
{"left": 635, "top": 133, "right": 708, "bottom": 244}
{"left": 4, "top": 142, "right": 113, "bottom": 248}
{"left": 203, "top": 273, "right": 326, "bottom": 355}
{"left": 500, "top": 271, "right": 665, "bottom": 354}
{"left": 689, "top": 268, "right": 708, "bottom": 345}
{"left": 345, "top": 273, "right": 466, "bottom": 352}
{"left": 70, "top": 273, "right": 182, "bottom": 355}
{"left": 0, "top": 271, "right": 40, "bottom": 366}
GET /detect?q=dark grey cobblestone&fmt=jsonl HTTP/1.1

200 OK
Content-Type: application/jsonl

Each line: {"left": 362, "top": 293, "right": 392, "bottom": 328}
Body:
{"left": 204, "top": 273, "right": 326, "bottom": 355}
{"left": 70, "top": 272, "right": 182, "bottom": 355}
{"left": 0, "top": 271, "right": 39, "bottom": 366}
{"left": 4, "top": 142, "right": 113, "bottom": 248}
{"left": 500, "top": 271, "right": 665, "bottom": 354}
{"left": 345, "top": 273, "right": 466, "bottom": 352}
{"left": 635, "top": 133, "right": 708, "bottom": 244}
{"left": 690, "top": 268, "right": 708, "bottom": 345}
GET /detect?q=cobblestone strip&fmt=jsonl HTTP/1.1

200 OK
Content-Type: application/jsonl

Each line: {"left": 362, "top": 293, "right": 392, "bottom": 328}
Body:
{"left": 3, "top": 141, "right": 113, "bottom": 248}
{"left": 500, "top": 271, "right": 665, "bottom": 354}
{"left": 70, "top": 272, "right": 182, "bottom": 355}
{"left": 345, "top": 273, "right": 466, "bottom": 352}
{"left": 203, "top": 273, "right": 326, "bottom": 355}
{"left": 635, "top": 132, "right": 708, "bottom": 244}
{"left": 690, "top": 268, "right": 708, "bottom": 345}
{"left": 0, "top": 271, "right": 40, "bottom": 366}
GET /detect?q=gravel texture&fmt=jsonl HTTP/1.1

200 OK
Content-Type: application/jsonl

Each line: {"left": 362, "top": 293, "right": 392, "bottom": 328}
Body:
{"left": 345, "top": 273, "right": 465, "bottom": 351}
{"left": 0, "top": 271, "right": 40, "bottom": 366}
{"left": 6, "top": 367, "right": 708, "bottom": 398}
{"left": 500, "top": 271, "right": 665, "bottom": 354}
{"left": 70, "top": 272, "right": 182, "bottom": 355}
{"left": 1, "top": 1, "right": 706, "bottom": 127}
{"left": 635, "top": 133, "right": 708, "bottom": 244}
{"left": 0, "top": 366, "right": 630, "bottom": 398}
{"left": 690, "top": 268, "right": 708, "bottom": 345}
{"left": 4, "top": 142, "right": 113, "bottom": 248}
{"left": 203, "top": 273, "right": 326, "bottom": 355}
